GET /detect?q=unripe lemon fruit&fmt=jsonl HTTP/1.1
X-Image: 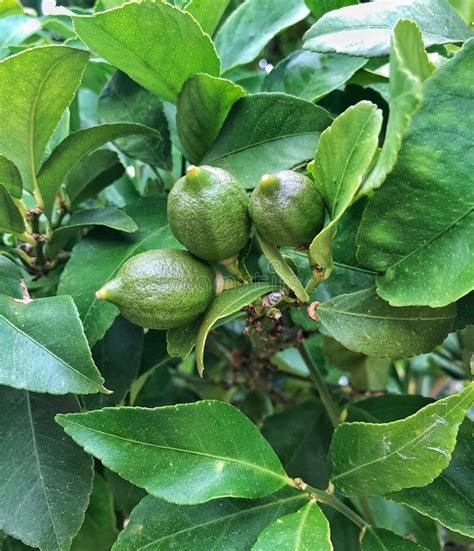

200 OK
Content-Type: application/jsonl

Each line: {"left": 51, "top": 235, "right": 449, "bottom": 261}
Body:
{"left": 96, "top": 249, "right": 216, "bottom": 329}
{"left": 249, "top": 170, "right": 325, "bottom": 247}
{"left": 167, "top": 165, "right": 251, "bottom": 262}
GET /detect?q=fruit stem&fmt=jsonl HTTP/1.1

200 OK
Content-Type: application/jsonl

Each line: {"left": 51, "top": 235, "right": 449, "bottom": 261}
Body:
{"left": 218, "top": 256, "right": 247, "bottom": 283}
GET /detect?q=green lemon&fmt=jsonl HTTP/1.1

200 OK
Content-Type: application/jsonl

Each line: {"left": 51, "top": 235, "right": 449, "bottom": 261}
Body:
{"left": 96, "top": 249, "right": 216, "bottom": 329}
{"left": 167, "top": 165, "right": 251, "bottom": 262}
{"left": 249, "top": 170, "right": 326, "bottom": 247}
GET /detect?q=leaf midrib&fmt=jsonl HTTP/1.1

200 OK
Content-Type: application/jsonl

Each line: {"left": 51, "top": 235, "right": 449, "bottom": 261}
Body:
{"left": 318, "top": 307, "right": 453, "bottom": 322}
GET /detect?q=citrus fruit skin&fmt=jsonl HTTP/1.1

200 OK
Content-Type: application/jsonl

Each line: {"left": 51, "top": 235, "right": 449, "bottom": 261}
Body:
{"left": 167, "top": 165, "right": 251, "bottom": 261}
{"left": 249, "top": 170, "right": 326, "bottom": 247}
{"left": 96, "top": 249, "right": 216, "bottom": 329}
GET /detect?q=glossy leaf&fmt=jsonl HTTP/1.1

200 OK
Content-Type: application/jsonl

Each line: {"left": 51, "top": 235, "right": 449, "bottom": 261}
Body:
{"left": 98, "top": 71, "right": 172, "bottom": 169}
{"left": 0, "top": 294, "right": 106, "bottom": 394}
{"left": 47, "top": 207, "right": 137, "bottom": 257}
{"left": 203, "top": 93, "right": 332, "bottom": 188}
{"left": 71, "top": 474, "right": 118, "bottom": 551}
{"left": 257, "top": 233, "right": 309, "bottom": 302}
{"left": 317, "top": 287, "right": 456, "bottom": 358}
{"left": 0, "top": 15, "right": 41, "bottom": 59}
{"left": 113, "top": 489, "right": 307, "bottom": 550}
{"left": 58, "top": 196, "right": 180, "bottom": 345}
{"left": 0, "top": 45, "right": 90, "bottom": 192}
{"left": 67, "top": 149, "right": 124, "bottom": 207}
{"left": 177, "top": 73, "right": 245, "bottom": 164}
{"left": 252, "top": 500, "right": 332, "bottom": 551}
{"left": 185, "top": 0, "right": 230, "bottom": 35}
{"left": 264, "top": 50, "right": 366, "bottom": 102}
{"left": 56, "top": 400, "right": 289, "bottom": 504}
{"left": 309, "top": 101, "right": 382, "bottom": 275}
{"left": 196, "top": 283, "right": 276, "bottom": 375}
{"left": 389, "top": 420, "right": 474, "bottom": 538}
{"left": 303, "top": 0, "right": 471, "bottom": 57}
{"left": 38, "top": 123, "right": 161, "bottom": 219}
{"left": 73, "top": 2, "right": 220, "bottom": 103}
{"left": 361, "top": 527, "right": 428, "bottom": 550}
{"left": 329, "top": 384, "right": 474, "bottom": 496}
{"left": 360, "top": 20, "right": 433, "bottom": 195}
{"left": 166, "top": 317, "right": 201, "bottom": 360}
{"left": 0, "top": 155, "right": 21, "bottom": 198}
{"left": 0, "top": 184, "right": 24, "bottom": 234}
{"left": 0, "top": 257, "right": 23, "bottom": 298}
{"left": 0, "top": 388, "right": 93, "bottom": 551}
{"left": 215, "top": 0, "right": 309, "bottom": 72}
{"left": 357, "top": 40, "right": 474, "bottom": 307}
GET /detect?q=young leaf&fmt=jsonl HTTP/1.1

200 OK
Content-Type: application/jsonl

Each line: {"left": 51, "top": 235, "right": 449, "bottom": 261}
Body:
{"left": 185, "top": 0, "right": 230, "bottom": 36}
{"left": 203, "top": 93, "right": 332, "bottom": 188}
{"left": 177, "top": 73, "right": 245, "bottom": 164}
{"left": 38, "top": 123, "right": 161, "bottom": 219}
{"left": 0, "top": 256, "right": 23, "bottom": 298}
{"left": 0, "top": 295, "right": 106, "bottom": 394}
{"left": 309, "top": 101, "right": 382, "bottom": 276}
{"left": 0, "top": 155, "right": 22, "bottom": 198}
{"left": 73, "top": 2, "right": 220, "bottom": 103}
{"left": 329, "top": 384, "right": 474, "bottom": 496}
{"left": 252, "top": 500, "right": 333, "bottom": 551}
{"left": 71, "top": 474, "right": 118, "bottom": 551}
{"left": 196, "top": 283, "right": 276, "bottom": 375}
{"left": 360, "top": 20, "right": 433, "bottom": 195}
{"left": 47, "top": 207, "right": 138, "bottom": 257}
{"left": 0, "top": 184, "right": 25, "bottom": 234}
{"left": 317, "top": 287, "right": 456, "bottom": 358}
{"left": 357, "top": 40, "right": 474, "bottom": 307}
{"left": 58, "top": 196, "right": 180, "bottom": 345}
{"left": 98, "top": 71, "right": 172, "bottom": 169}
{"left": 389, "top": 419, "right": 474, "bottom": 538}
{"left": 361, "top": 527, "right": 428, "bottom": 550}
{"left": 0, "top": 45, "right": 90, "bottom": 192}
{"left": 264, "top": 50, "right": 367, "bottom": 102}
{"left": 113, "top": 489, "right": 307, "bottom": 550}
{"left": 303, "top": 0, "right": 471, "bottom": 57}
{"left": 56, "top": 400, "right": 290, "bottom": 504}
{"left": 0, "top": 388, "right": 93, "bottom": 551}
{"left": 215, "top": 0, "right": 309, "bottom": 72}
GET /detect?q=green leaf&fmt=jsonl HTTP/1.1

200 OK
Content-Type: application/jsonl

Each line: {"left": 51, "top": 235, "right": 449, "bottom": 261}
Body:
{"left": 264, "top": 50, "right": 366, "bottom": 102}
{"left": 73, "top": 2, "right": 220, "bottom": 103}
{"left": 389, "top": 419, "right": 474, "bottom": 538}
{"left": 317, "top": 287, "right": 456, "bottom": 358}
{"left": 98, "top": 71, "right": 172, "bottom": 169}
{"left": 0, "top": 184, "right": 25, "bottom": 234}
{"left": 347, "top": 394, "right": 432, "bottom": 423}
{"left": 185, "top": 0, "right": 230, "bottom": 35}
{"left": 361, "top": 527, "right": 428, "bottom": 550}
{"left": 309, "top": 101, "right": 382, "bottom": 276}
{"left": 167, "top": 317, "right": 201, "bottom": 360}
{"left": 262, "top": 400, "right": 333, "bottom": 490}
{"left": 0, "top": 256, "right": 23, "bottom": 298}
{"left": 203, "top": 93, "right": 332, "bottom": 188}
{"left": 38, "top": 123, "right": 161, "bottom": 219}
{"left": 71, "top": 474, "right": 118, "bottom": 551}
{"left": 0, "top": 0, "right": 24, "bottom": 18}
{"left": 357, "top": 40, "right": 474, "bottom": 307}
{"left": 0, "top": 15, "right": 41, "bottom": 58}
{"left": 305, "top": 0, "right": 357, "bottom": 20}
{"left": 303, "top": 0, "right": 471, "bottom": 57}
{"left": 56, "top": 400, "right": 289, "bottom": 504}
{"left": 360, "top": 20, "right": 433, "bottom": 195}
{"left": 0, "top": 45, "right": 90, "bottom": 192}
{"left": 0, "top": 156, "right": 22, "bottom": 198}
{"left": 177, "top": 73, "right": 245, "bottom": 164}
{"left": 196, "top": 283, "right": 276, "bottom": 375}
{"left": 0, "top": 387, "right": 93, "bottom": 551}
{"left": 0, "top": 294, "right": 106, "bottom": 394}
{"left": 329, "top": 384, "right": 474, "bottom": 496}
{"left": 47, "top": 207, "right": 138, "bottom": 257}
{"left": 252, "top": 500, "right": 332, "bottom": 551}
{"left": 215, "top": 0, "right": 309, "bottom": 72}
{"left": 58, "top": 196, "right": 180, "bottom": 345}
{"left": 67, "top": 149, "right": 124, "bottom": 208}
{"left": 113, "top": 489, "right": 307, "bottom": 550}
{"left": 257, "top": 234, "right": 309, "bottom": 302}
